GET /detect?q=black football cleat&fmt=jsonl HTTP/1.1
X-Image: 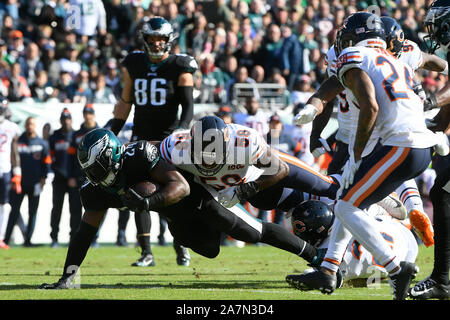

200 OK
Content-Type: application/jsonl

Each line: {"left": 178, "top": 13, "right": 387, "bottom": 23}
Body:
{"left": 174, "top": 243, "right": 190, "bottom": 267}
{"left": 388, "top": 261, "right": 417, "bottom": 300}
{"left": 131, "top": 252, "right": 155, "bottom": 267}
{"left": 286, "top": 269, "right": 337, "bottom": 294}
{"left": 409, "top": 277, "right": 450, "bottom": 300}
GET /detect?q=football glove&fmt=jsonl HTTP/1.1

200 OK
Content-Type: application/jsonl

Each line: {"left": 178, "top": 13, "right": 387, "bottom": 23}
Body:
{"left": 434, "top": 131, "right": 450, "bottom": 156}
{"left": 293, "top": 104, "right": 318, "bottom": 125}
{"left": 423, "top": 93, "right": 438, "bottom": 111}
{"left": 311, "top": 137, "right": 331, "bottom": 158}
{"left": 413, "top": 83, "right": 426, "bottom": 102}
{"left": 339, "top": 152, "right": 361, "bottom": 194}
{"left": 39, "top": 276, "right": 72, "bottom": 290}
{"left": 218, "top": 182, "right": 259, "bottom": 208}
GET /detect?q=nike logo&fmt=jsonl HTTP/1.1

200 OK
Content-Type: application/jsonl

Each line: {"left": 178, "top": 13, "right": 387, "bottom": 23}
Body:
{"left": 197, "top": 198, "right": 203, "bottom": 210}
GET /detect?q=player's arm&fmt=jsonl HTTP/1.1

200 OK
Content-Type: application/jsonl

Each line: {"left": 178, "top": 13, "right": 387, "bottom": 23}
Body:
{"left": 343, "top": 68, "right": 378, "bottom": 161}
{"left": 10, "top": 134, "right": 21, "bottom": 193}
{"left": 110, "top": 68, "right": 133, "bottom": 135}
{"left": 310, "top": 98, "right": 335, "bottom": 155}
{"left": 252, "top": 146, "right": 289, "bottom": 191}
{"left": 294, "top": 75, "right": 343, "bottom": 125}
{"left": 420, "top": 52, "right": 448, "bottom": 73}
{"left": 177, "top": 72, "right": 194, "bottom": 129}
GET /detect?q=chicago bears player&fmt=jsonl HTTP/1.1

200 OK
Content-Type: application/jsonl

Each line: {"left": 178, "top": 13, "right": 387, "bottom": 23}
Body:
{"left": 107, "top": 16, "right": 197, "bottom": 267}
{"left": 159, "top": 115, "right": 340, "bottom": 212}
{"left": 410, "top": 0, "right": 450, "bottom": 300}
{"left": 287, "top": 199, "right": 418, "bottom": 288}
{"left": 0, "top": 101, "right": 21, "bottom": 249}
{"left": 39, "top": 129, "right": 327, "bottom": 289}
{"left": 288, "top": 12, "right": 440, "bottom": 300}
{"left": 295, "top": 15, "right": 448, "bottom": 248}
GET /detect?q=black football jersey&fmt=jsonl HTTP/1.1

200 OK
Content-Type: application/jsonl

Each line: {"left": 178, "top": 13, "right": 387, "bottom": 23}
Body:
{"left": 80, "top": 141, "right": 160, "bottom": 212}
{"left": 122, "top": 51, "right": 198, "bottom": 140}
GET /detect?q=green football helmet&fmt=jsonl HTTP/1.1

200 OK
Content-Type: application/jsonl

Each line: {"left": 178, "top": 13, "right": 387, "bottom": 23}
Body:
{"left": 77, "top": 128, "right": 124, "bottom": 187}
{"left": 424, "top": 0, "right": 450, "bottom": 53}
{"left": 140, "top": 16, "right": 175, "bottom": 59}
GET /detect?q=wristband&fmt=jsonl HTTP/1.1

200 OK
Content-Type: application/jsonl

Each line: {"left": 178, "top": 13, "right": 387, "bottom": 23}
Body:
{"left": 236, "top": 181, "right": 259, "bottom": 201}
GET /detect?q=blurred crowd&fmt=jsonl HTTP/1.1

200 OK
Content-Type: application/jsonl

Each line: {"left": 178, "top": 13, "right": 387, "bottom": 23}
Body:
{"left": 0, "top": 0, "right": 445, "bottom": 107}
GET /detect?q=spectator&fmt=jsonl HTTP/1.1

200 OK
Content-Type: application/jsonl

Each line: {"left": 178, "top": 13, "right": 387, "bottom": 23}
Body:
{"left": 105, "top": 0, "right": 132, "bottom": 41}
{"left": 250, "top": 64, "right": 265, "bottom": 83}
{"left": 91, "top": 74, "right": 116, "bottom": 104}
{"left": 67, "top": 0, "right": 107, "bottom": 42}
{"left": 8, "top": 29, "right": 25, "bottom": 61}
{"left": 185, "top": 13, "right": 209, "bottom": 57}
{"left": 3, "top": 62, "right": 31, "bottom": 101}
{"left": 79, "top": 39, "right": 101, "bottom": 69}
{"left": 4, "top": 116, "right": 51, "bottom": 247}
{"left": 290, "top": 74, "right": 314, "bottom": 107}
{"left": 280, "top": 25, "right": 303, "bottom": 90}
{"left": 48, "top": 108, "right": 81, "bottom": 248}
{"left": 58, "top": 44, "right": 81, "bottom": 79}
{"left": 234, "top": 96, "right": 269, "bottom": 137}
{"left": 41, "top": 40, "right": 61, "bottom": 85}
{"left": 104, "top": 58, "right": 119, "bottom": 89}
{"left": 18, "top": 42, "right": 44, "bottom": 86}
{"left": 255, "top": 23, "right": 284, "bottom": 79}
{"left": 226, "top": 65, "right": 260, "bottom": 105}
{"left": 199, "top": 54, "right": 227, "bottom": 103}
{"left": 54, "top": 70, "right": 77, "bottom": 103}
{"left": 30, "top": 70, "right": 54, "bottom": 102}
{"left": 234, "top": 37, "right": 257, "bottom": 71}
{"left": 72, "top": 69, "right": 93, "bottom": 104}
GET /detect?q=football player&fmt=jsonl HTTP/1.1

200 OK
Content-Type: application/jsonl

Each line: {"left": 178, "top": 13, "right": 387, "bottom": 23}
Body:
{"left": 287, "top": 12, "right": 440, "bottom": 300}
{"left": 0, "top": 101, "right": 21, "bottom": 249}
{"left": 287, "top": 199, "right": 418, "bottom": 288}
{"left": 410, "top": 0, "right": 450, "bottom": 300}
{"left": 107, "top": 17, "right": 198, "bottom": 267}
{"left": 159, "top": 115, "right": 341, "bottom": 212}
{"left": 294, "top": 15, "right": 448, "bottom": 248}
{"left": 39, "top": 129, "right": 326, "bottom": 289}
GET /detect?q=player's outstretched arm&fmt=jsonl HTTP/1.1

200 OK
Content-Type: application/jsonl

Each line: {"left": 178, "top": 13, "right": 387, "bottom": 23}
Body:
{"left": 253, "top": 147, "right": 290, "bottom": 192}
{"left": 420, "top": 52, "right": 448, "bottom": 73}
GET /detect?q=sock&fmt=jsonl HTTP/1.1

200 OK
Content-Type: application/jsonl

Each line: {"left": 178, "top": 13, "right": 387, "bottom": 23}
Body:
{"left": 135, "top": 210, "right": 152, "bottom": 254}
{"left": 260, "top": 222, "right": 317, "bottom": 263}
{"left": 396, "top": 179, "right": 425, "bottom": 214}
{"left": 334, "top": 200, "right": 400, "bottom": 273}
{"left": 62, "top": 221, "right": 98, "bottom": 280}
{"left": 321, "top": 218, "right": 352, "bottom": 273}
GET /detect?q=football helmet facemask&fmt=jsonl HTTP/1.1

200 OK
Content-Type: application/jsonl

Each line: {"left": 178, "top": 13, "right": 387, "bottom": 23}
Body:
{"left": 140, "top": 16, "right": 175, "bottom": 60}
{"left": 291, "top": 200, "right": 335, "bottom": 247}
{"left": 77, "top": 128, "right": 124, "bottom": 187}
{"left": 423, "top": 0, "right": 450, "bottom": 54}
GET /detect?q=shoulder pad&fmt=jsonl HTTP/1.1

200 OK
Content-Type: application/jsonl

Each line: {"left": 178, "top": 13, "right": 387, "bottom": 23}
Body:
{"left": 174, "top": 54, "right": 199, "bottom": 73}
{"left": 337, "top": 47, "right": 364, "bottom": 85}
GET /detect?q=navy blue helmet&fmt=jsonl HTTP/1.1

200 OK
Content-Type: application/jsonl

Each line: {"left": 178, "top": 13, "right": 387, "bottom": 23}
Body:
{"left": 335, "top": 12, "right": 386, "bottom": 56}
{"left": 381, "top": 16, "right": 405, "bottom": 57}
{"left": 291, "top": 200, "right": 335, "bottom": 247}
{"left": 190, "top": 116, "right": 230, "bottom": 176}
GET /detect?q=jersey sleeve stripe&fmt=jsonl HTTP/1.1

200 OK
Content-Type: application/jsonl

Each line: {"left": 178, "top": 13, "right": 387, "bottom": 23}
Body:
{"left": 160, "top": 139, "right": 172, "bottom": 164}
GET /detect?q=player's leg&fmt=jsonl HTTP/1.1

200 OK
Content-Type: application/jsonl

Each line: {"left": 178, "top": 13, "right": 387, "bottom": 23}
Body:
{"left": 396, "top": 179, "right": 434, "bottom": 247}
{"left": 132, "top": 210, "right": 155, "bottom": 267}
{"left": 24, "top": 192, "right": 40, "bottom": 246}
{"left": 116, "top": 209, "right": 129, "bottom": 246}
{"left": 0, "top": 173, "right": 11, "bottom": 249}
{"left": 158, "top": 213, "right": 167, "bottom": 246}
{"left": 276, "top": 151, "right": 340, "bottom": 199}
{"left": 68, "top": 181, "right": 83, "bottom": 244}
{"left": 410, "top": 167, "right": 450, "bottom": 299}
{"left": 50, "top": 176, "right": 65, "bottom": 246}
{"left": 3, "top": 187, "right": 25, "bottom": 245}
{"left": 326, "top": 140, "right": 349, "bottom": 175}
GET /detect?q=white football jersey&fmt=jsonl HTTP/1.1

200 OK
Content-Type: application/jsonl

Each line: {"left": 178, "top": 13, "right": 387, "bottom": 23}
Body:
{"left": 325, "top": 46, "right": 352, "bottom": 145}
{"left": 0, "top": 120, "right": 20, "bottom": 174}
{"left": 337, "top": 46, "right": 436, "bottom": 150}
{"left": 399, "top": 40, "right": 423, "bottom": 73}
{"left": 234, "top": 110, "right": 270, "bottom": 137}
{"left": 68, "top": 0, "right": 107, "bottom": 36}
{"left": 159, "top": 123, "right": 267, "bottom": 191}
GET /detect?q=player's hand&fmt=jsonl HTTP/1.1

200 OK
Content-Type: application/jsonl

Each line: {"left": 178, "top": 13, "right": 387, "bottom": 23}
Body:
{"left": 423, "top": 93, "right": 438, "bottom": 111}
{"left": 39, "top": 277, "right": 71, "bottom": 290}
{"left": 11, "top": 174, "right": 22, "bottom": 194}
{"left": 434, "top": 131, "right": 450, "bottom": 156}
{"left": 121, "top": 188, "right": 149, "bottom": 212}
{"left": 339, "top": 153, "right": 361, "bottom": 194}
{"left": 218, "top": 187, "right": 240, "bottom": 208}
{"left": 311, "top": 138, "right": 331, "bottom": 158}
{"left": 413, "top": 83, "right": 426, "bottom": 102}
{"left": 293, "top": 104, "right": 318, "bottom": 125}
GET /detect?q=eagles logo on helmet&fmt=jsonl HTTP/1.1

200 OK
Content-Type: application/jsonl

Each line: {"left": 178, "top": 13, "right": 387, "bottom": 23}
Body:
{"left": 140, "top": 16, "right": 176, "bottom": 60}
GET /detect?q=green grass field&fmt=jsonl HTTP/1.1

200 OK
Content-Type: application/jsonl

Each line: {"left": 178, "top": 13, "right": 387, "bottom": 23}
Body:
{"left": 0, "top": 243, "right": 435, "bottom": 300}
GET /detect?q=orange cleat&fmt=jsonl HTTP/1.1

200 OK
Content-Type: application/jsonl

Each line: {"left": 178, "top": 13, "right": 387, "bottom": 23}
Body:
{"left": 409, "top": 210, "right": 434, "bottom": 247}
{"left": 0, "top": 240, "right": 10, "bottom": 250}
